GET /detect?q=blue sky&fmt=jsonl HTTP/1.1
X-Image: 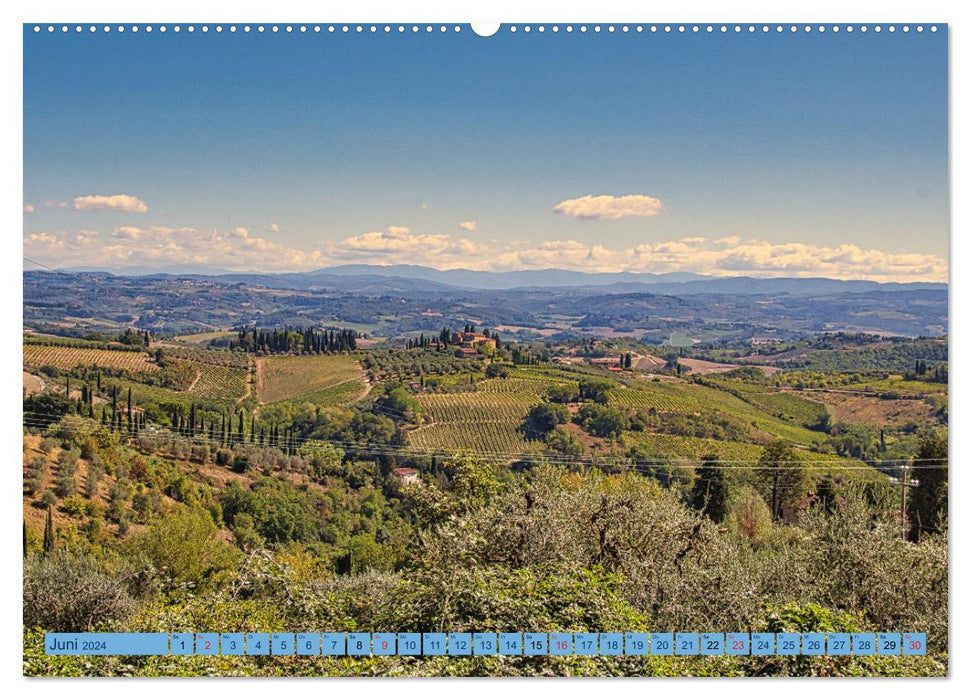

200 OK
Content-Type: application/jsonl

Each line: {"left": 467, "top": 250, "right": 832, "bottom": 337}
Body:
{"left": 23, "top": 24, "right": 948, "bottom": 280}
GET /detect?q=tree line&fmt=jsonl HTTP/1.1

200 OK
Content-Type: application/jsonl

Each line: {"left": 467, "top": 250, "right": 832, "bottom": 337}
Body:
{"left": 230, "top": 327, "right": 358, "bottom": 355}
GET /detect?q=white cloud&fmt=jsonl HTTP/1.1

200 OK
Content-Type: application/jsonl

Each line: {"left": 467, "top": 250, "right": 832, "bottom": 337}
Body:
{"left": 331, "top": 226, "right": 489, "bottom": 267}
{"left": 458, "top": 221, "right": 478, "bottom": 232}
{"left": 554, "top": 194, "right": 663, "bottom": 221}
{"left": 112, "top": 225, "right": 197, "bottom": 241}
{"left": 269, "top": 223, "right": 280, "bottom": 233}
{"left": 43, "top": 200, "right": 68, "bottom": 209}
{"left": 26, "top": 225, "right": 326, "bottom": 272}
{"left": 22, "top": 222, "right": 948, "bottom": 283}
{"left": 23, "top": 204, "right": 34, "bottom": 214}
{"left": 73, "top": 194, "right": 148, "bottom": 213}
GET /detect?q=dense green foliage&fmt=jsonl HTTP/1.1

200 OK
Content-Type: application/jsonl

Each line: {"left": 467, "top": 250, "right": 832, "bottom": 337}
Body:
{"left": 22, "top": 332, "right": 949, "bottom": 677}
{"left": 24, "top": 455, "right": 947, "bottom": 677}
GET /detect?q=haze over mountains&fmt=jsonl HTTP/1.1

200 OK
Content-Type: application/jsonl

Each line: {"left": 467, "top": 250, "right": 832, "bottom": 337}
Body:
{"left": 60, "top": 263, "right": 947, "bottom": 296}
{"left": 26, "top": 265, "right": 948, "bottom": 343}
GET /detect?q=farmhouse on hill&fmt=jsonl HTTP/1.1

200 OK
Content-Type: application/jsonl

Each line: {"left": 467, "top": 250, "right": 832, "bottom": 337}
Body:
{"left": 392, "top": 467, "right": 421, "bottom": 486}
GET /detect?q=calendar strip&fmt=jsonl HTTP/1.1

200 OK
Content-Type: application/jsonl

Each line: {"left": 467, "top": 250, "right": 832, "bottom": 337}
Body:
{"left": 44, "top": 632, "right": 926, "bottom": 657}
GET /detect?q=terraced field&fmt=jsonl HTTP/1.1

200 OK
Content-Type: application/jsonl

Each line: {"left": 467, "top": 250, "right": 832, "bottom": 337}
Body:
{"left": 408, "top": 390, "right": 542, "bottom": 454}
{"left": 408, "top": 422, "right": 539, "bottom": 455}
{"left": 607, "top": 385, "right": 701, "bottom": 413}
{"left": 184, "top": 362, "right": 249, "bottom": 402}
{"left": 23, "top": 345, "right": 159, "bottom": 374}
{"left": 623, "top": 432, "right": 869, "bottom": 472}
{"left": 478, "top": 377, "right": 573, "bottom": 395}
{"left": 257, "top": 355, "right": 364, "bottom": 404}
{"left": 300, "top": 379, "right": 370, "bottom": 407}
{"left": 740, "top": 390, "right": 830, "bottom": 427}
{"left": 627, "top": 380, "right": 827, "bottom": 446}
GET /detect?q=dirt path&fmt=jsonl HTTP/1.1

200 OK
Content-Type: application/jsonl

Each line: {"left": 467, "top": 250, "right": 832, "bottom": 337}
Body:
{"left": 23, "top": 371, "right": 45, "bottom": 395}
{"left": 254, "top": 357, "right": 267, "bottom": 404}
{"left": 237, "top": 358, "right": 255, "bottom": 404}
{"left": 185, "top": 369, "right": 202, "bottom": 393}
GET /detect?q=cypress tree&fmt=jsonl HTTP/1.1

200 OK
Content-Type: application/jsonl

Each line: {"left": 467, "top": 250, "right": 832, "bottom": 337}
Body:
{"left": 42, "top": 506, "right": 54, "bottom": 554}
{"left": 690, "top": 455, "right": 730, "bottom": 522}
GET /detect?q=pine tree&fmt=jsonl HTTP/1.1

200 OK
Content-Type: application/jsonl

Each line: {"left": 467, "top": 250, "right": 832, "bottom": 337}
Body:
{"left": 754, "top": 440, "right": 810, "bottom": 522}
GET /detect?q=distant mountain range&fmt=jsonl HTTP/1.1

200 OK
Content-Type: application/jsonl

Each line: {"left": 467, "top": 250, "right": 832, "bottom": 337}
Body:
{"left": 59, "top": 263, "right": 946, "bottom": 296}
{"left": 26, "top": 267, "right": 948, "bottom": 340}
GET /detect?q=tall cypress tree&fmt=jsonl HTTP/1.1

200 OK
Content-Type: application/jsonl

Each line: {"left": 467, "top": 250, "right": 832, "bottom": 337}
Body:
{"left": 690, "top": 455, "right": 729, "bottom": 522}
{"left": 42, "top": 506, "right": 54, "bottom": 554}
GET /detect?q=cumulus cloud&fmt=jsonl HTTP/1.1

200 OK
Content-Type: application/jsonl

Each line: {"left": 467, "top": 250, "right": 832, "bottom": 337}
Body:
{"left": 112, "top": 225, "right": 197, "bottom": 241}
{"left": 490, "top": 238, "right": 946, "bottom": 282}
{"left": 269, "top": 223, "right": 280, "bottom": 233}
{"left": 330, "top": 226, "right": 489, "bottom": 267}
{"left": 554, "top": 194, "right": 663, "bottom": 221}
{"left": 23, "top": 204, "right": 34, "bottom": 214}
{"left": 22, "top": 222, "right": 947, "bottom": 283}
{"left": 458, "top": 221, "right": 478, "bottom": 232}
{"left": 26, "top": 225, "right": 325, "bottom": 272}
{"left": 73, "top": 194, "right": 148, "bottom": 213}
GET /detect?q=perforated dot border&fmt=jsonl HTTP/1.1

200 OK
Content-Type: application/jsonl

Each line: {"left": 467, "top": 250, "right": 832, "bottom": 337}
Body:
{"left": 29, "top": 23, "right": 942, "bottom": 36}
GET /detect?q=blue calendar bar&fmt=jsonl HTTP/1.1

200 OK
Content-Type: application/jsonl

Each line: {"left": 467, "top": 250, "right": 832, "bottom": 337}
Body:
{"left": 42, "top": 631, "right": 927, "bottom": 656}
{"left": 45, "top": 633, "right": 169, "bottom": 655}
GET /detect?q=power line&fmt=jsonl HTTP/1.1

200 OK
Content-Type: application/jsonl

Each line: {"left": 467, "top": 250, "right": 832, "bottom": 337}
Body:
{"left": 23, "top": 256, "right": 63, "bottom": 273}
{"left": 20, "top": 413, "right": 947, "bottom": 471}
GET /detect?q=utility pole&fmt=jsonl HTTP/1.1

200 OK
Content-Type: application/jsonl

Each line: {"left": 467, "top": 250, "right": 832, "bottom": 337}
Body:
{"left": 897, "top": 464, "right": 917, "bottom": 540}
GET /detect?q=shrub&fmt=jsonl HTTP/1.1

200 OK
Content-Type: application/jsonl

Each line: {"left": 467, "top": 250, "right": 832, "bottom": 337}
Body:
{"left": 485, "top": 363, "right": 509, "bottom": 379}
{"left": 232, "top": 455, "right": 251, "bottom": 474}
{"left": 727, "top": 486, "right": 774, "bottom": 545}
{"left": 59, "top": 496, "right": 90, "bottom": 517}
{"left": 577, "top": 404, "right": 629, "bottom": 438}
{"left": 23, "top": 550, "right": 139, "bottom": 631}
{"left": 125, "top": 508, "right": 240, "bottom": 588}
{"left": 524, "top": 403, "right": 570, "bottom": 436}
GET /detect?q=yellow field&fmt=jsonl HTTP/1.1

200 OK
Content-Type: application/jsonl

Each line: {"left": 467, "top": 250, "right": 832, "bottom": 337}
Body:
{"left": 23, "top": 345, "right": 159, "bottom": 374}
{"left": 256, "top": 354, "right": 364, "bottom": 404}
